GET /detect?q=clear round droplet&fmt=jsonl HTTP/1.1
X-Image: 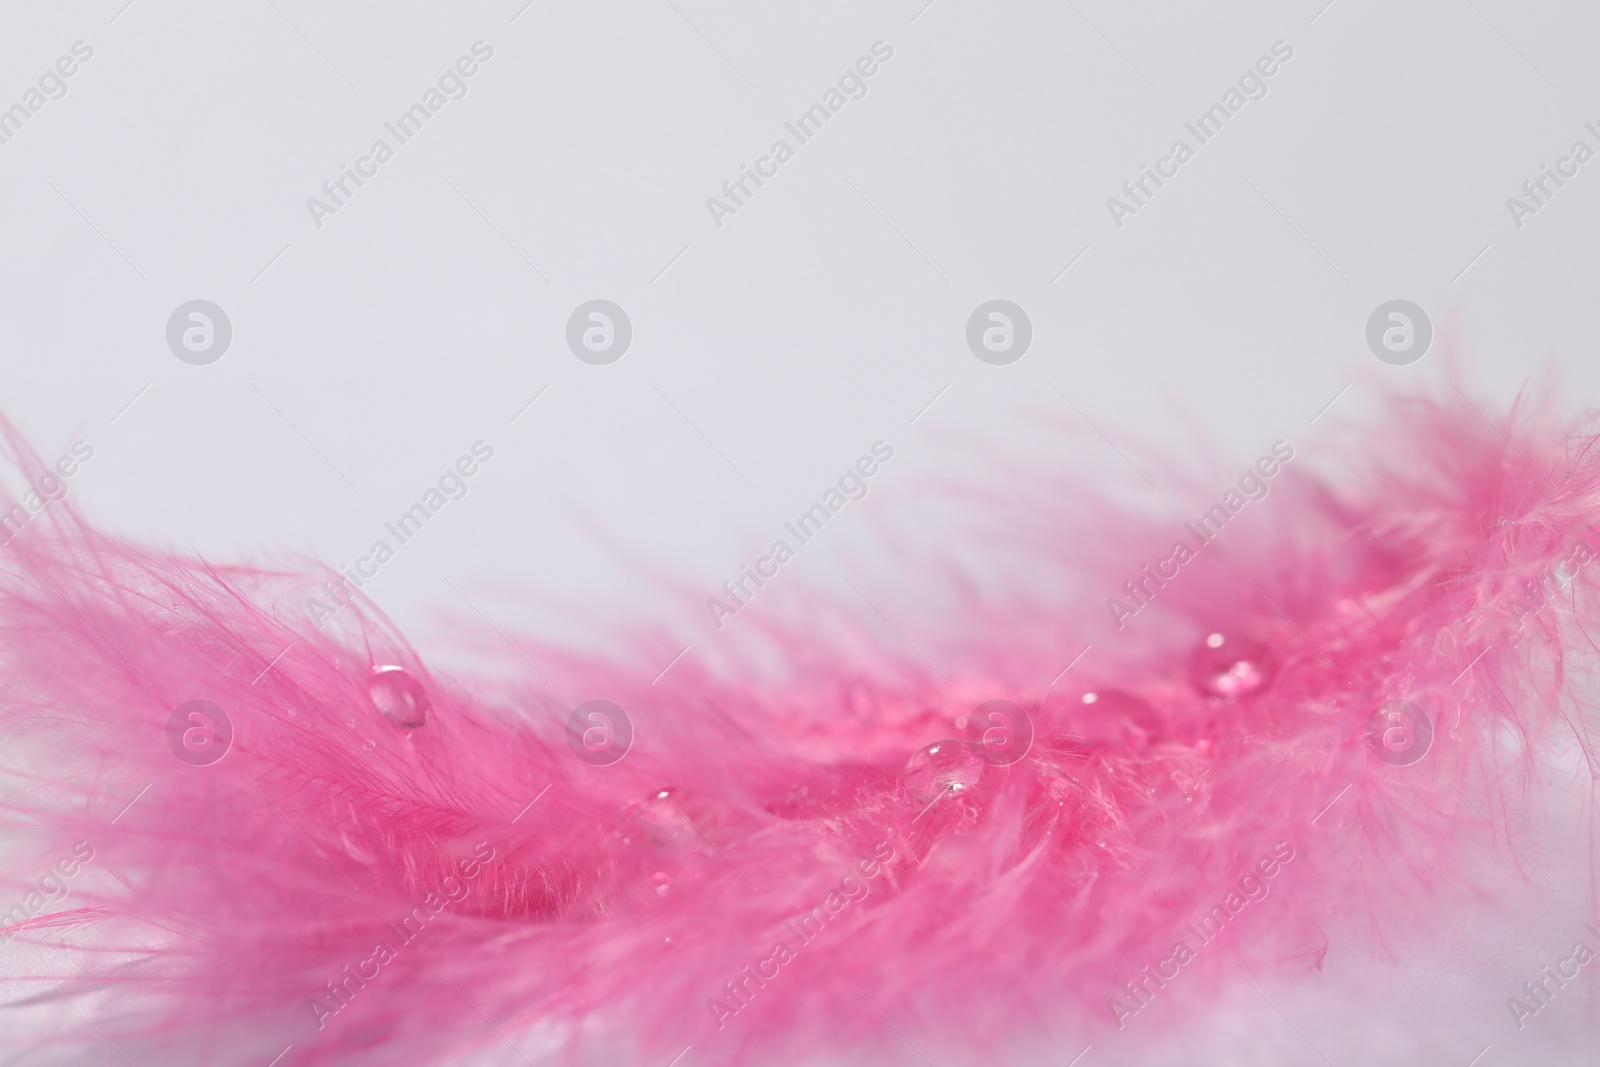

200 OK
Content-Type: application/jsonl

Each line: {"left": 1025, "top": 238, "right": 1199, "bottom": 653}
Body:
{"left": 650, "top": 871, "right": 673, "bottom": 897}
{"left": 362, "top": 739, "right": 376, "bottom": 752}
{"left": 369, "top": 665, "right": 430, "bottom": 728}
{"left": 903, "top": 740, "right": 983, "bottom": 802}
{"left": 1187, "top": 633, "right": 1275, "bottom": 699}
{"left": 637, "top": 789, "right": 696, "bottom": 841}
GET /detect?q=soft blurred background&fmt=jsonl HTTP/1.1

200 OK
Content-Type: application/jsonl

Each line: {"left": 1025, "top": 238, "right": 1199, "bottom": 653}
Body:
{"left": 1, "top": 0, "right": 1597, "bottom": 1062}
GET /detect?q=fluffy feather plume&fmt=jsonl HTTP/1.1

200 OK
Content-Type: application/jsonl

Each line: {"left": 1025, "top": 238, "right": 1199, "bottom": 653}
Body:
{"left": 0, "top": 389, "right": 1595, "bottom": 1066}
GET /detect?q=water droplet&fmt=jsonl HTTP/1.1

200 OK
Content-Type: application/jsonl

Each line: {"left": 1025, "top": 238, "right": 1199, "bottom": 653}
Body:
{"left": 362, "top": 739, "right": 376, "bottom": 752}
{"left": 1187, "top": 633, "right": 1275, "bottom": 698}
{"left": 903, "top": 740, "right": 983, "bottom": 802}
{"left": 650, "top": 871, "right": 673, "bottom": 897}
{"left": 636, "top": 788, "right": 696, "bottom": 842}
{"left": 369, "top": 665, "right": 430, "bottom": 728}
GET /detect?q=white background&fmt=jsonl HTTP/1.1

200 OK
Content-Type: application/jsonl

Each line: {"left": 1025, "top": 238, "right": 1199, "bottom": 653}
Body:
{"left": 2, "top": 0, "right": 1598, "bottom": 1063}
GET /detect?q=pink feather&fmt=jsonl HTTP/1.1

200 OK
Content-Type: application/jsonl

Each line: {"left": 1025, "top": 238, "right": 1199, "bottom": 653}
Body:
{"left": 0, "top": 388, "right": 1593, "bottom": 1065}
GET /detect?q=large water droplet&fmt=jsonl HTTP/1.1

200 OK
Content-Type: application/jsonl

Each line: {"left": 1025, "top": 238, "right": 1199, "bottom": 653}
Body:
{"left": 1187, "top": 633, "right": 1275, "bottom": 698}
{"left": 369, "top": 665, "right": 430, "bottom": 728}
{"left": 635, "top": 788, "right": 720, "bottom": 853}
{"left": 903, "top": 740, "right": 983, "bottom": 802}
{"left": 638, "top": 788, "right": 696, "bottom": 838}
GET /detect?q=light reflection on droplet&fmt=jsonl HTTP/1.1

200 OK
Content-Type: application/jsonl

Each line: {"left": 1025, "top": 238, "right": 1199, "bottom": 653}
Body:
{"left": 1187, "top": 633, "right": 1275, "bottom": 698}
{"left": 903, "top": 740, "right": 983, "bottom": 802}
{"left": 369, "top": 665, "right": 430, "bottom": 729}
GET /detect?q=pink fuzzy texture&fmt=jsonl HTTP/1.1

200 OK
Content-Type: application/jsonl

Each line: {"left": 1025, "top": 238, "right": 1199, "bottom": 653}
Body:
{"left": 0, "top": 389, "right": 1594, "bottom": 1065}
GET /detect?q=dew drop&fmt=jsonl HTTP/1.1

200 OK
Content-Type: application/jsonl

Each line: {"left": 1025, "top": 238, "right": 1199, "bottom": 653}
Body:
{"left": 903, "top": 740, "right": 983, "bottom": 802}
{"left": 369, "top": 665, "right": 430, "bottom": 729}
{"left": 637, "top": 789, "right": 696, "bottom": 840}
{"left": 362, "top": 739, "right": 376, "bottom": 752}
{"left": 651, "top": 871, "right": 673, "bottom": 897}
{"left": 1187, "top": 633, "right": 1275, "bottom": 698}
